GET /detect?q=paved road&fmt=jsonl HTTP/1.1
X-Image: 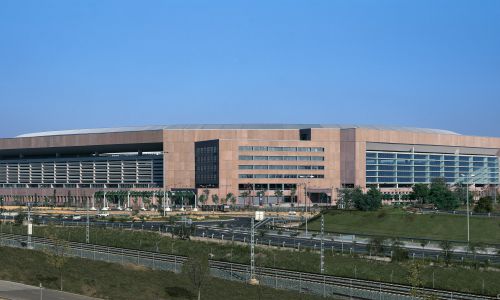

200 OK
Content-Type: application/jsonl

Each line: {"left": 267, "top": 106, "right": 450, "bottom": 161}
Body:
{"left": 0, "top": 280, "right": 99, "bottom": 300}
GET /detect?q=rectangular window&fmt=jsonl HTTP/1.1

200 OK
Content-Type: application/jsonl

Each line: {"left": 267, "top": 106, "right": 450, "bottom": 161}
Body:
{"left": 268, "top": 165, "right": 283, "bottom": 170}
{"left": 310, "top": 156, "right": 324, "bottom": 161}
{"left": 239, "top": 146, "right": 253, "bottom": 151}
{"left": 268, "top": 156, "right": 282, "bottom": 161}
{"left": 239, "top": 155, "right": 253, "bottom": 160}
{"left": 253, "top": 146, "right": 268, "bottom": 151}
{"left": 239, "top": 174, "right": 253, "bottom": 179}
{"left": 397, "top": 166, "right": 412, "bottom": 171}
{"left": 239, "top": 165, "right": 253, "bottom": 170}
{"left": 254, "top": 165, "right": 268, "bottom": 170}
{"left": 379, "top": 165, "right": 395, "bottom": 171}
{"left": 254, "top": 156, "right": 268, "bottom": 160}
{"left": 378, "top": 153, "right": 396, "bottom": 159}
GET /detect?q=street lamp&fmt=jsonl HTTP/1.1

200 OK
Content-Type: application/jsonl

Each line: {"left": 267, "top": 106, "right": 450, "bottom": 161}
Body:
{"left": 298, "top": 175, "right": 314, "bottom": 238}
{"left": 460, "top": 173, "right": 475, "bottom": 244}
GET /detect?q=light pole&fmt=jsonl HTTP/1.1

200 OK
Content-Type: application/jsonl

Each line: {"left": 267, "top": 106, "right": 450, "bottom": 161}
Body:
{"left": 460, "top": 173, "right": 475, "bottom": 244}
{"left": 299, "top": 176, "right": 313, "bottom": 237}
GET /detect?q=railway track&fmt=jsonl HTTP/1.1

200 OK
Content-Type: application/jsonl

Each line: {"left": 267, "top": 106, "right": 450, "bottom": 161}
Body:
{"left": 0, "top": 233, "right": 496, "bottom": 300}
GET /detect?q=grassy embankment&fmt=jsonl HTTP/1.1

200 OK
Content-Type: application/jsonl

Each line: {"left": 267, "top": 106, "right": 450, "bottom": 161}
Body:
{"left": 307, "top": 208, "right": 500, "bottom": 244}
{"left": 3, "top": 224, "right": 499, "bottom": 296}
{"left": 0, "top": 246, "right": 326, "bottom": 300}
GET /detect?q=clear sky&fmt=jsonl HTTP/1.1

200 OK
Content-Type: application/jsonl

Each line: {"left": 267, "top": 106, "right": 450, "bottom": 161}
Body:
{"left": 0, "top": 0, "right": 499, "bottom": 138}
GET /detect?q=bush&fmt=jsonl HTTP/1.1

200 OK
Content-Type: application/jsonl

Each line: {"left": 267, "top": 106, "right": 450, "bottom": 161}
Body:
{"left": 474, "top": 197, "right": 493, "bottom": 213}
{"left": 14, "top": 211, "right": 26, "bottom": 225}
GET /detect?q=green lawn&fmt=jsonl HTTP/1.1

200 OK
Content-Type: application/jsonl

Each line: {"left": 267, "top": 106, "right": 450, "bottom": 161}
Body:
{"left": 307, "top": 208, "right": 500, "bottom": 244}
{"left": 0, "top": 246, "right": 326, "bottom": 300}
{"left": 4, "top": 224, "right": 500, "bottom": 296}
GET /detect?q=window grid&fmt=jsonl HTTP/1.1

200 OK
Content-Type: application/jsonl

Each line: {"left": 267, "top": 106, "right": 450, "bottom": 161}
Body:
{"left": 366, "top": 151, "right": 499, "bottom": 185}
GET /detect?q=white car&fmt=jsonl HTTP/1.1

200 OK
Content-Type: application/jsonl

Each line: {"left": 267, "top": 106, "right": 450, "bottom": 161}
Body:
{"left": 97, "top": 212, "right": 109, "bottom": 217}
{"left": 72, "top": 215, "right": 82, "bottom": 221}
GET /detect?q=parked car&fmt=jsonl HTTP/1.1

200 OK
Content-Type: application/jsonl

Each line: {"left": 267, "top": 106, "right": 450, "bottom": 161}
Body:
{"left": 72, "top": 215, "right": 82, "bottom": 221}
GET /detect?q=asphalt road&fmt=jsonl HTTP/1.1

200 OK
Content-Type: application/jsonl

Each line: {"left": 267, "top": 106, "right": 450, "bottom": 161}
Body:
{"left": 0, "top": 280, "right": 99, "bottom": 300}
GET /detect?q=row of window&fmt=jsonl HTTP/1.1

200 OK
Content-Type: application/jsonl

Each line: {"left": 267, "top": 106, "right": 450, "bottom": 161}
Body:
{"left": 238, "top": 183, "right": 297, "bottom": 190}
{"left": 365, "top": 151, "right": 500, "bottom": 185}
{"left": 367, "top": 165, "right": 499, "bottom": 172}
{"left": 239, "top": 174, "right": 324, "bottom": 179}
{"left": 367, "top": 159, "right": 497, "bottom": 168}
{"left": 239, "top": 165, "right": 325, "bottom": 170}
{"left": 0, "top": 157, "right": 163, "bottom": 185}
{"left": 239, "top": 155, "right": 324, "bottom": 161}
{"left": 366, "top": 177, "right": 499, "bottom": 184}
{"left": 367, "top": 152, "right": 498, "bottom": 162}
{"left": 367, "top": 171, "right": 499, "bottom": 178}
{"left": 239, "top": 146, "right": 324, "bottom": 152}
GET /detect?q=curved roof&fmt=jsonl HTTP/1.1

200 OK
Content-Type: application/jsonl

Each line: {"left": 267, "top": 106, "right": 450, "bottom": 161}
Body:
{"left": 15, "top": 124, "right": 460, "bottom": 138}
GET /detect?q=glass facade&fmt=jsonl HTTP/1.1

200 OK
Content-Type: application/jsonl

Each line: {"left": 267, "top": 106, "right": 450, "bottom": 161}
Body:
{"left": 0, "top": 154, "right": 163, "bottom": 188}
{"left": 366, "top": 151, "right": 499, "bottom": 186}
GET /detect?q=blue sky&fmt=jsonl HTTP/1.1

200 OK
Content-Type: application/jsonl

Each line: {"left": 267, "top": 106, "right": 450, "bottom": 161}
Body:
{"left": 0, "top": 0, "right": 499, "bottom": 138}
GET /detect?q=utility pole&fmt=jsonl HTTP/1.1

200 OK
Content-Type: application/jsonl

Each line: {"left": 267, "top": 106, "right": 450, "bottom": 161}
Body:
{"left": 86, "top": 196, "right": 90, "bottom": 244}
{"left": 320, "top": 214, "right": 324, "bottom": 274}
{"left": 27, "top": 203, "right": 32, "bottom": 249}
{"left": 249, "top": 217, "right": 259, "bottom": 285}
{"left": 305, "top": 184, "right": 308, "bottom": 237}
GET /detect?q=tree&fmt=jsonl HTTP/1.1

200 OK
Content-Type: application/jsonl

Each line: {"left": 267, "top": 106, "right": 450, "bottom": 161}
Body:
{"left": 439, "top": 240, "right": 453, "bottom": 265}
{"left": 240, "top": 191, "right": 250, "bottom": 207}
{"left": 407, "top": 261, "right": 424, "bottom": 297}
{"left": 474, "top": 196, "right": 493, "bottom": 213}
{"left": 182, "top": 251, "right": 210, "bottom": 300}
{"left": 274, "top": 189, "right": 283, "bottom": 206}
{"left": 203, "top": 189, "right": 210, "bottom": 202}
{"left": 390, "top": 239, "right": 408, "bottom": 262}
{"left": 14, "top": 210, "right": 26, "bottom": 225}
{"left": 428, "top": 178, "right": 459, "bottom": 210}
{"left": 337, "top": 188, "right": 357, "bottom": 209}
{"left": 366, "top": 237, "right": 384, "bottom": 256}
{"left": 454, "top": 184, "right": 472, "bottom": 206}
{"left": 354, "top": 186, "right": 381, "bottom": 211}
{"left": 257, "top": 189, "right": 266, "bottom": 205}
{"left": 44, "top": 227, "right": 70, "bottom": 291}
{"left": 226, "top": 193, "right": 236, "bottom": 208}
{"left": 198, "top": 194, "right": 207, "bottom": 207}
{"left": 409, "top": 184, "right": 430, "bottom": 205}
{"left": 211, "top": 194, "right": 219, "bottom": 209}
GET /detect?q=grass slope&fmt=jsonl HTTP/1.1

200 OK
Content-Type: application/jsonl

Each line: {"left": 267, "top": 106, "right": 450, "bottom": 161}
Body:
{"left": 4, "top": 224, "right": 500, "bottom": 296}
{"left": 0, "top": 246, "right": 326, "bottom": 300}
{"left": 307, "top": 208, "right": 500, "bottom": 244}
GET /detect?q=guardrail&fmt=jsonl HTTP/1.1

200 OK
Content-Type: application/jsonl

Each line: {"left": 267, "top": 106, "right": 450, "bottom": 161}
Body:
{"left": 0, "top": 233, "right": 495, "bottom": 300}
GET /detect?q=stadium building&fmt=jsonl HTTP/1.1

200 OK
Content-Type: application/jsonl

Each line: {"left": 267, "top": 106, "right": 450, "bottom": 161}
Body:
{"left": 0, "top": 124, "right": 499, "bottom": 207}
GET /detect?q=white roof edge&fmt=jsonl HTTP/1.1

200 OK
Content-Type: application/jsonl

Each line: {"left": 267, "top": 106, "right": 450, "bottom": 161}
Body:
{"left": 15, "top": 124, "right": 460, "bottom": 138}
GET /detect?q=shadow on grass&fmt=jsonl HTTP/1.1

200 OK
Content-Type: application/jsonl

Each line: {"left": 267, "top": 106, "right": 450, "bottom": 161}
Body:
{"left": 165, "top": 286, "right": 195, "bottom": 299}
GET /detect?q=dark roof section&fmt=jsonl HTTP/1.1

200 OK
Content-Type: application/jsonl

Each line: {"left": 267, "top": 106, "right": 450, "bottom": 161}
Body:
{"left": 16, "top": 124, "right": 460, "bottom": 138}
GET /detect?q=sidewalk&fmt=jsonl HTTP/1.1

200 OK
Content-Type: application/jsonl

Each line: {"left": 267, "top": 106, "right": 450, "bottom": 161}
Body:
{"left": 0, "top": 280, "right": 100, "bottom": 300}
